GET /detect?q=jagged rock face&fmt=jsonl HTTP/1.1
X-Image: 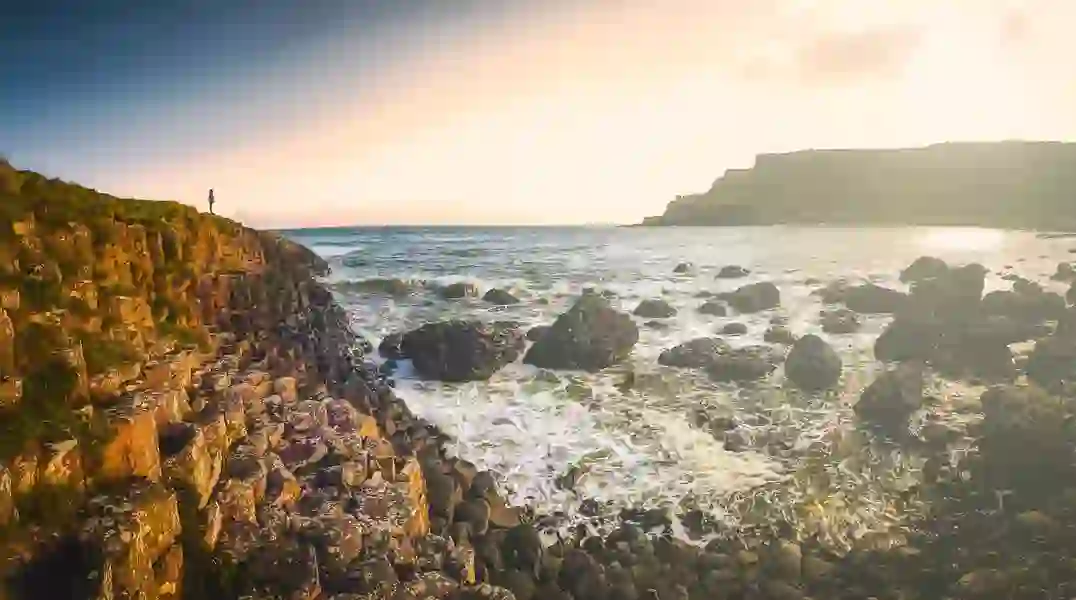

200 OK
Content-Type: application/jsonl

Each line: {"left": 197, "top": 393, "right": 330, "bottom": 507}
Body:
{"left": 401, "top": 321, "right": 526, "bottom": 381}
{"left": 524, "top": 294, "right": 639, "bottom": 371}
{"left": 785, "top": 335, "right": 842, "bottom": 391}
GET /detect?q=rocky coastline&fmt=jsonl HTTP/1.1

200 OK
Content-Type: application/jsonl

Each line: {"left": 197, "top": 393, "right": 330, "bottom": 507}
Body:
{"left": 5, "top": 160, "right": 1076, "bottom": 599}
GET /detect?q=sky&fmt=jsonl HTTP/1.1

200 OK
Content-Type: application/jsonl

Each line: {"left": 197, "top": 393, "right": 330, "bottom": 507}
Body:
{"left": 2, "top": 0, "right": 1075, "bottom": 227}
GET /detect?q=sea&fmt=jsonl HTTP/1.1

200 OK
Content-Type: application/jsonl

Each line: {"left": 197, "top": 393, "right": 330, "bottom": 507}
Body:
{"left": 280, "top": 225, "right": 1075, "bottom": 546}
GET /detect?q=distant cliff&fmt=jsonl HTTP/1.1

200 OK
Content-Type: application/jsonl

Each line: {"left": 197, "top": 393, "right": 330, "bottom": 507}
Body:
{"left": 642, "top": 141, "right": 1076, "bottom": 228}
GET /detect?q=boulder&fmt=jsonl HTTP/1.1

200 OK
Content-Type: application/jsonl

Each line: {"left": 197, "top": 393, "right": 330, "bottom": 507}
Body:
{"left": 726, "top": 282, "right": 780, "bottom": 313}
{"left": 1051, "top": 262, "right": 1076, "bottom": 281}
{"left": 658, "top": 338, "right": 730, "bottom": 369}
{"left": 633, "top": 299, "right": 677, "bottom": 318}
{"left": 524, "top": 294, "right": 639, "bottom": 371}
{"left": 906, "top": 263, "right": 987, "bottom": 317}
{"left": 401, "top": 320, "right": 525, "bottom": 381}
{"left": 484, "top": 288, "right": 520, "bottom": 305}
{"left": 981, "top": 286, "right": 1066, "bottom": 324}
{"left": 378, "top": 333, "right": 404, "bottom": 360}
{"left": 900, "top": 256, "right": 949, "bottom": 283}
{"left": 716, "top": 265, "right": 750, "bottom": 279}
{"left": 979, "top": 385, "right": 1076, "bottom": 493}
{"left": 764, "top": 326, "right": 796, "bottom": 345}
{"left": 1026, "top": 335, "right": 1076, "bottom": 392}
{"left": 698, "top": 301, "right": 728, "bottom": 316}
{"left": 820, "top": 308, "right": 861, "bottom": 334}
{"left": 525, "top": 325, "right": 551, "bottom": 341}
{"left": 440, "top": 282, "right": 480, "bottom": 299}
{"left": 855, "top": 363, "right": 925, "bottom": 434}
{"left": 874, "top": 317, "right": 943, "bottom": 363}
{"left": 813, "top": 279, "right": 851, "bottom": 304}
{"left": 785, "top": 335, "right": 841, "bottom": 391}
{"left": 706, "top": 346, "right": 781, "bottom": 382}
{"left": 673, "top": 262, "right": 694, "bottom": 274}
{"left": 844, "top": 283, "right": 907, "bottom": 314}
{"left": 721, "top": 322, "right": 748, "bottom": 336}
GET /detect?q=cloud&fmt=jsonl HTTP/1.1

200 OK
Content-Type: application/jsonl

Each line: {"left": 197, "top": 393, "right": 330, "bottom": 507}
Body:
{"left": 794, "top": 26, "right": 924, "bottom": 84}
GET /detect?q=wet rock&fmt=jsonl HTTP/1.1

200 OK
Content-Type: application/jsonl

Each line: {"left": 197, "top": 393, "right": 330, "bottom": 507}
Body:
{"left": 643, "top": 320, "right": 669, "bottom": 330}
{"left": 456, "top": 498, "right": 492, "bottom": 536}
{"left": 721, "top": 322, "right": 748, "bottom": 336}
{"left": 813, "top": 279, "right": 851, "bottom": 304}
{"left": 633, "top": 299, "right": 677, "bottom": 318}
{"left": 855, "top": 362, "right": 925, "bottom": 434}
{"left": 1026, "top": 334, "right": 1076, "bottom": 392}
{"left": 378, "top": 332, "right": 404, "bottom": 359}
{"left": 874, "top": 317, "right": 941, "bottom": 363}
{"left": 484, "top": 288, "right": 521, "bottom": 305}
{"left": 906, "top": 263, "right": 988, "bottom": 317}
{"left": 764, "top": 326, "right": 796, "bottom": 345}
{"left": 441, "top": 281, "right": 480, "bottom": 299}
{"left": 524, "top": 294, "right": 639, "bottom": 371}
{"left": 707, "top": 346, "right": 780, "bottom": 382}
{"left": 525, "top": 325, "right": 551, "bottom": 341}
{"left": 401, "top": 320, "right": 525, "bottom": 381}
{"left": 982, "top": 285, "right": 1067, "bottom": 324}
{"left": 716, "top": 265, "right": 750, "bottom": 279}
{"left": 1051, "top": 261, "right": 1076, "bottom": 281}
{"left": 726, "top": 281, "right": 780, "bottom": 313}
{"left": 820, "top": 308, "right": 861, "bottom": 334}
{"left": 784, "top": 335, "right": 841, "bottom": 391}
{"left": 658, "top": 337, "right": 730, "bottom": 369}
{"left": 900, "top": 256, "right": 949, "bottom": 283}
{"left": 339, "top": 277, "right": 415, "bottom": 296}
{"left": 698, "top": 300, "right": 728, "bottom": 316}
{"left": 673, "top": 262, "right": 694, "bottom": 274}
{"left": 844, "top": 283, "right": 907, "bottom": 314}
{"left": 979, "top": 385, "right": 1076, "bottom": 493}
{"left": 559, "top": 550, "right": 606, "bottom": 600}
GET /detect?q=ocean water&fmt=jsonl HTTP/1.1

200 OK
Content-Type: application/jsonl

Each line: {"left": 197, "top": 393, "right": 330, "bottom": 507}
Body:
{"left": 282, "top": 225, "right": 1075, "bottom": 546}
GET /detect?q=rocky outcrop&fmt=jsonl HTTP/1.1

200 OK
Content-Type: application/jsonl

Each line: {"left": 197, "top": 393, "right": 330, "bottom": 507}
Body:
{"left": 524, "top": 293, "right": 639, "bottom": 371}
{"left": 641, "top": 141, "right": 1076, "bottom": 228}
{"left": 854, "top": 363, "right": 925, "bottom": 435}
{"left": 482, "top": 288, "right": 520, "bottom": 305}
{"left": 400, "top": 320, "right": 525, "bottom": 381}
{"left": 0, "top": 161, "right": 507, "bottom": 600}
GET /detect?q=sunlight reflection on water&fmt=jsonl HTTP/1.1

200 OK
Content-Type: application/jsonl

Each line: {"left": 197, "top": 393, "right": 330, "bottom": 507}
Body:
{"left": 916, "top": 227, "right": 1006, "bottom": 253}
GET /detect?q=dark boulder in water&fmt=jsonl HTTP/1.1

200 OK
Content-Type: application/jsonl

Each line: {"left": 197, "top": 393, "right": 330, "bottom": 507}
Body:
{"left": 981, "top": 285, "right": 1066, "bottom": 325}
{"left": 979, "top": 385, "right": 1076, "bottom": 493}
{"left": 1051, "top": 262, "right": 1076, "bottom": 281}
{"left": 524, "top": 294, "right": 639, "bottom": 371}
{"left": 336, "top": 277, "right": 415, "bottom": 296}
{"left": 813, "top": 279, "right": 851, "bottom": 304}
{"left": 716, "top": 265, "right": 750, "bottom": 279}
{"left": 900, "top": 256, "right": 949, "bottom": 283}
{"left": 764, "top": 326, "right": 796, "bottom": 345}
{"left": 440, "top": 282, "right": 480, "bottom": 299}
{"left": 726, "top": 281, "right": 780, "bottom": 313}
{"left": 400, "top": 320, "right": 525, "bottom": 381}
{"left": 875, "top": 317, "right": 941, "bottom": 363}
{"left": 644, "top": 320, "right": 670, "bottom": 330}
{"left": 855, "top": 362, "right": 925, "bottom": 435}
{"left": 1026, "top": 335, "right": 1076, "bottom": 392}
{"left": 378, "top": 332, "right": 404, "bottom": 359}
{"left": 673, "top": 262, "right": 694, "bottom": 274}
{"left": 633, "top": 299, "right": 677, "bottom": 318}
{"left": 483, "top": 288, "right": 520, "bottom": 305}
{"left": 904, "top": 263, "right": 988, "bottom": 318}
{"left": 525, "top": 325, "right": 551, "bottom": 341}
{"left": 706, "top": 346, "right": 781, "bottom": 382}
{"left": 844, "top": 283, "right": 907, "bottom": 314}
{"left": 658, "top": 337, "right": 730, "bottom": 369}
{"left": 721, "top": 322, "right": 748, "bottom": 336}
{"left": 820, "top": 308, "right": 861, "bottom": 334}
{"left": 876, "top": 312, "right": 1022, "bottom": 383}
{"left": 698, "top": 300, "right": 728, "bottom": 316}
{"left": 785, "top": 334, "right": 841, "bottom": 391}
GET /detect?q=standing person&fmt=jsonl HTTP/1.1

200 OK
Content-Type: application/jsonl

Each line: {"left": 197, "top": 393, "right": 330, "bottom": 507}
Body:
{"left": 208, "top": 188, "right": 215, "bottom": 214}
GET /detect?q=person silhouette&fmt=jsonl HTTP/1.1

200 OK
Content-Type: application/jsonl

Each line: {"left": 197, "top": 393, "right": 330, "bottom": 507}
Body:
{"left": 208, "top": 189, "right": 215, "bottom": 214}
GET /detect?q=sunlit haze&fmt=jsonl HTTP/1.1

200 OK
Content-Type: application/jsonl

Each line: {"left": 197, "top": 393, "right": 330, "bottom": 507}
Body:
{"left": 4, "top": 0, "right": 1075, "bottom": 226}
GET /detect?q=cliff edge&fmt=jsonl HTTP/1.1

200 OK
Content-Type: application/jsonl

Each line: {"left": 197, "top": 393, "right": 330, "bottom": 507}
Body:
{"left": 0, "top": 160, "right": 455, "bottom": 599}
{"left": 642, "top": 140, "right": 1076, "bottom": 228}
